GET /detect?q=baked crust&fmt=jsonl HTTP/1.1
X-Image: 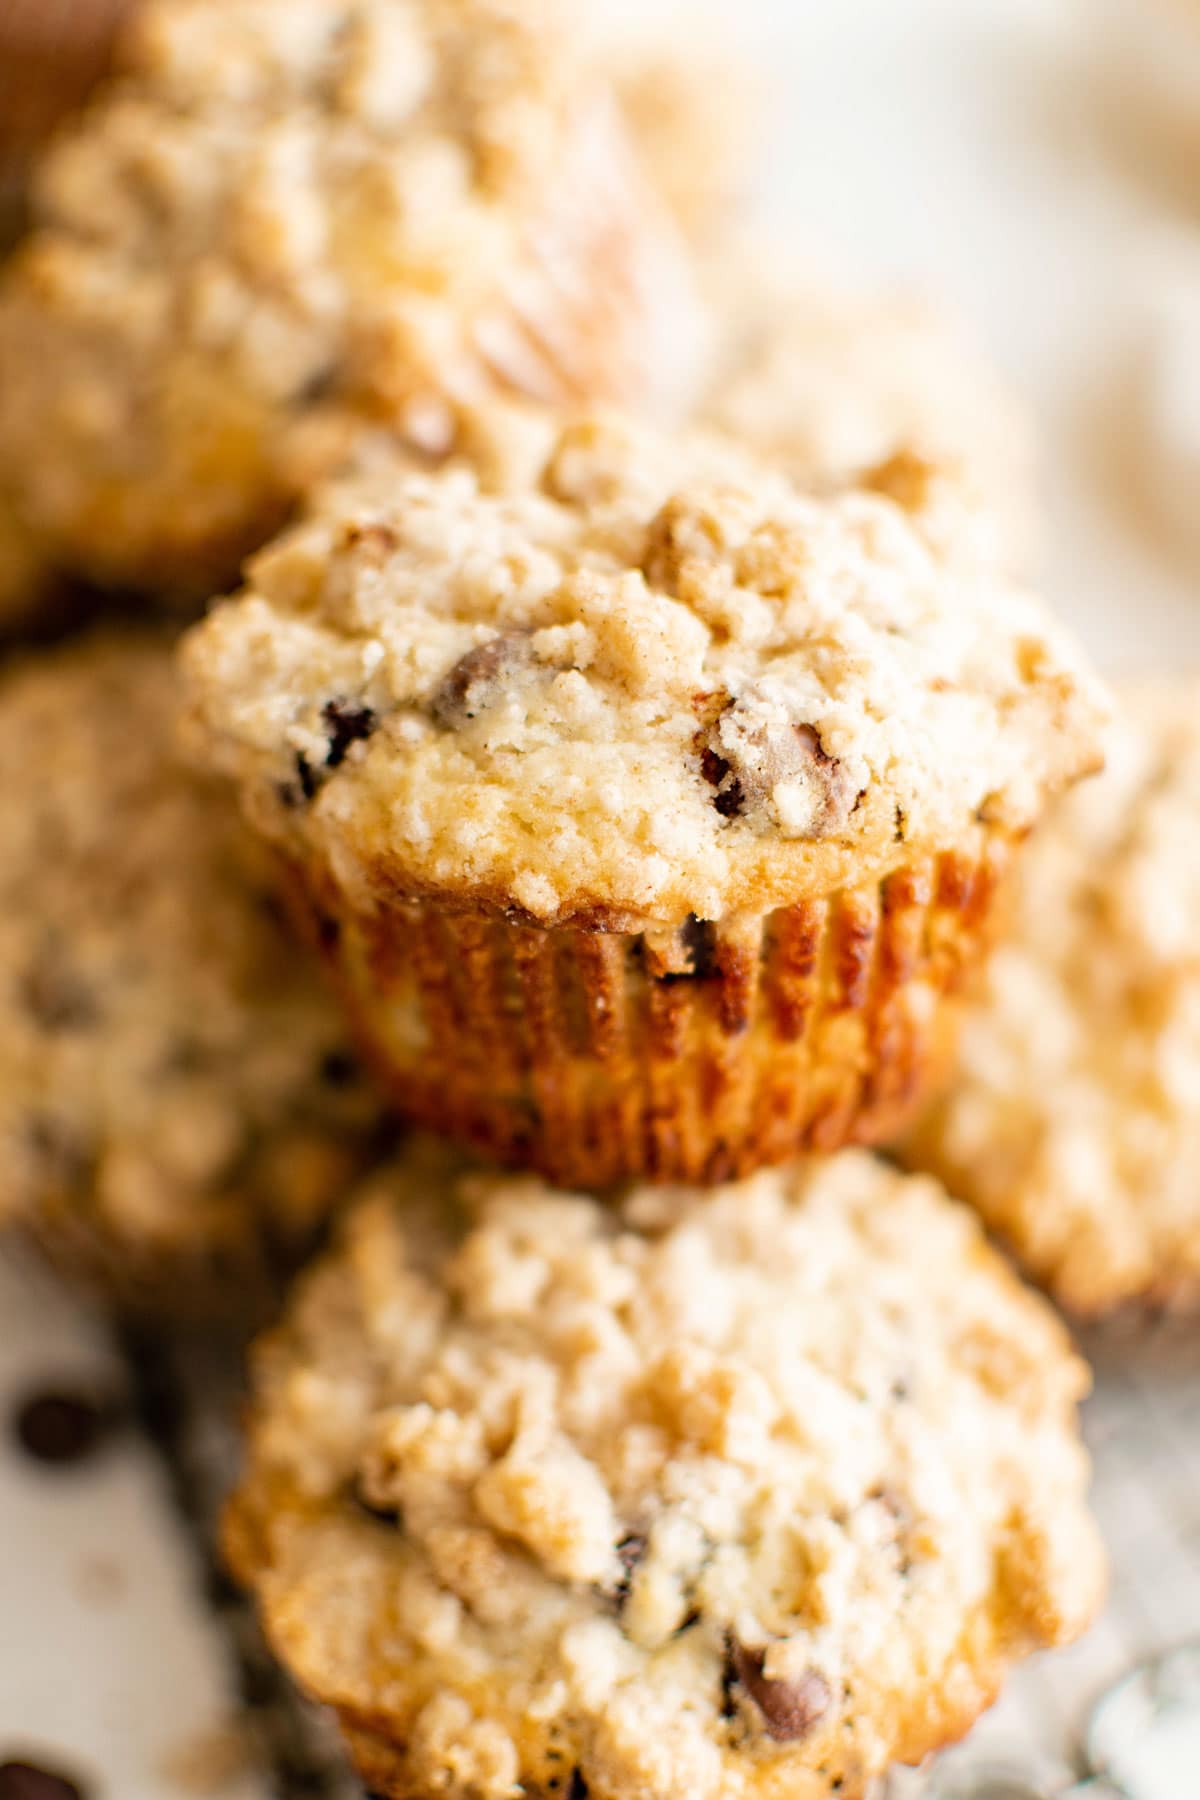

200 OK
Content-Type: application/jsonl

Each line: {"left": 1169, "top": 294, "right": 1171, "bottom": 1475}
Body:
{"left": 0, "top": 0, "right": 704, "bottom": 596}
{"left": 180, "top": 410, "right": 1106, "bottom": 928}
{"left": 0, "top": 630, "right": 386, "bottom": 1314}
{"left": 226, "top": 1140, "right": 1105, "bottom": 1800}
{"left": 903, "top": 683, "right": 1200, "bottom": 1317}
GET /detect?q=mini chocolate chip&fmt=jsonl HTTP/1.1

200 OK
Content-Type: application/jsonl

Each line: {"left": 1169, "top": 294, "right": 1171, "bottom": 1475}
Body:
{"left": 315, "top": 911, "right": 341, "bottom": 952}
{"left": 431, "top": 632, "right": 531, "bottom": 730}
{"left": 567, "top": 1774, "right": 589, "bottom": 1800}
{"left": 13, "top": 1388, "right": 121, "bottom": 1466}
{"left": 0, "top": 1762, "right": 86, "bottom": 1800}
{"left": 319, "top": 1048, "right": 359, "bottom": 1088}
{"left": 610, "top": 1531, "right": 647, "bottom": 1607}
{"left": 351, "top": 1475, "right": 401, "bottom": 1525}
{"left": 27, "top": 1117, "right": 94, "bottom": 1195}
{"left": 719, "top": 1649, "right": 739, "bottom": 1720}
{"left": 22, "top": 956, "right": 96, "bottom": 1032}
{"left": 680, "top": 915, "right": 718, "bottom": 981}
{"left": 322, "top": 699, "right": 377, "bottom": 769}
{"left": 294, "top": 361, "right": 341, "bottom": 407}
{"left": 730, "top": 1642, "right": 832, "bottom": 1743}
{"left": 700, "top": 745, "right": 745, "bottom": 819}
{"left": 295, "top": 752, "right": 318, "bottom": 802}
{"left": 702, "top": 700, "right": 858, "bottom": 836}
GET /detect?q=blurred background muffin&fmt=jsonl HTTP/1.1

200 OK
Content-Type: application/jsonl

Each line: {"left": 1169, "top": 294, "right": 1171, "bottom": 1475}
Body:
{"left": 0, "top": 0, "right": 708, "bottom": 606}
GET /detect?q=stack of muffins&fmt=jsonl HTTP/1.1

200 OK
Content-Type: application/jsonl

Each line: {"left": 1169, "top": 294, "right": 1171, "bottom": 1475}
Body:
{"left": 4, "top": 0, "right": 1194, "bottom": 1794}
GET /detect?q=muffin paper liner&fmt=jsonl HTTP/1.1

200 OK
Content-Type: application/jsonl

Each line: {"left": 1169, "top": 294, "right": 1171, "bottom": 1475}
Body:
{"left": 294, "top": 829, "right": 1015, "bottom": 1189}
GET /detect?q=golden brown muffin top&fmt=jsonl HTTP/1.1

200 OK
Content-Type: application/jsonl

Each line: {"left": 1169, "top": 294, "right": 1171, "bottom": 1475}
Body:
{"left": 228, "top": 1139, "right": 1104, "bottom": 1800}
{"left": 182, "top": 411, "right": 1107, "bottom": 928}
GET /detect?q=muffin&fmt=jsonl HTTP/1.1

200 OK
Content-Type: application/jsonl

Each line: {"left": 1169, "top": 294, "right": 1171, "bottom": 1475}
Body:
{"left": 0, "top": 630, "right": 388, "bottom": 1315}
{"left": 902, "top": 685, "right": 1200, "bottom": 1319}
{"left": 225, "top": 1141, "right": 1105, "bottom": 1800}
{"left": 180, "top": 411, "right": 1106, "bottom": 1187}
{"left": 702, "top": 272, "right": 1037, "bottom": 570}
{"left": 609, "top": 40, "right": 761, "bottom": 246}
{"left": 0, "top": 0, "right": 706, "bottom": 600}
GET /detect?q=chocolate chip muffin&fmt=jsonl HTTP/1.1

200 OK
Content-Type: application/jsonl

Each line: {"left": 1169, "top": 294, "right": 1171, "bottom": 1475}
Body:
{"left": 180, "top": 410, "right": 1106, "bottom": 1186}
{"left": 902, "top": 684, "right": 1200, "bottom": 1318}
{"left": 0, "top": 0, "right": 706, "bottom": 601}
{"left": 0, "top": 630, "right": 388, "bottom": 1315}
{"left": 225, "top": 1140, "right": 1105, "bottom": 1800}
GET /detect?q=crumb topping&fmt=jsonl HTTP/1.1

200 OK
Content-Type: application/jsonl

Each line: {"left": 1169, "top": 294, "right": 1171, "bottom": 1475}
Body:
{"left": 0, "top": 0, "right": 699, "bottom": 592}
{"left": 904, "top": 685, "right": 1200, "bottom": 1315}
{"left": 182, "top": 411, "right": 1107, "bottom": 926}
{"left": 0, "top": 631, "right": 382, "bottom": 1285}
{"left": 228, "top": 1140, "right": 1104, "bottom": 1800}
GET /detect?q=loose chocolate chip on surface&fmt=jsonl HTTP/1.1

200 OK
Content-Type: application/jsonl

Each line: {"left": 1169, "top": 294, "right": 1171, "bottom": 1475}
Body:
{"left": 730, "top": 1642, "right": 832, "bottom": 1742}
{"left": 321, "top": 699, "right": 377, "bottom": 769}
{"left": 12, "top": 1388, "right": 121, "bottom": 1467}
{"left": 0, "top": 1759, "right": 87, "bottom": 1800}
{"left": 431, "top": 632, "right": 531, "bottom": 729}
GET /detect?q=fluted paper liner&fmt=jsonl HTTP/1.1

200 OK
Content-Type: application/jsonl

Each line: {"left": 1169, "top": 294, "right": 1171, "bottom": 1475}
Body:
{"left": 290, "top": 829, "right": 1015, "bottom": 1189}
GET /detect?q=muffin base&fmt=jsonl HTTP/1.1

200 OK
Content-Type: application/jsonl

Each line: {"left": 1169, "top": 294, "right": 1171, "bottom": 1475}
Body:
{"left": 292, "top": 831, "right": 1014, "bottom": 1189}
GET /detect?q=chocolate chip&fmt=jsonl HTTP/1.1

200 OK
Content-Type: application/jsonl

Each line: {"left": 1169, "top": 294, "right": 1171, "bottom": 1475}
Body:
{"left": 431, "top": 632, "right": 531, "bottom": 730}
{"left": 610, "top": 1531, "right": 647, "bottom": 1608}
{"left": 321, "top": 699, "right": 377, "bottom": 770}
{"left": 701, "top": 700, "right": 858, "bottom": 836}
{"left": 350, "top": 1475, "right": 401, "bottom": 1526}
{"left": 26, "top": 1117, "right": 94, "bottom": 1195}
{"left": 729, "top": 1642, "right": 832, "bottom": 1743}
{"left": 679, "top": 916, "right": 718, "bottom": 981}
{"left": 295, "top": 752, "right": 318, "bottom": 802}
{"left": 22, "top": 955, "right": 96, "bottom": 1032}
{"left": 566, "top": 1775, "right": 589, "bottom": 1800}
{"left": 294, "top": 361, "right": 341, "bottom": 407}
{"left": 13, "top": 1388, "right": 121, "bottom": 1466}
{"left": 319, "top": 1049, "right": 359, "bottom": 1088}
{"left": 700, "top": 745, "right": 744, "bottom": 819}
{"left": 0, "top": 1762, "right": 86, "bottom": 1800}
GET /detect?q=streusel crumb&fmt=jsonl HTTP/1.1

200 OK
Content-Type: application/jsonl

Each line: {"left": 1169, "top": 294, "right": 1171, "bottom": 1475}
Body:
{"left": 181, "top": 410, "right": 1106, "bottom": 927}
{"left": 904, "top": 684, "right": 1200, "bottom": 1316}
{"left": 0, "top": 630, "right": 385, "bottom": 1309}
{"left": 228, "top": 1140, "right": 1105, "bottom": 1800}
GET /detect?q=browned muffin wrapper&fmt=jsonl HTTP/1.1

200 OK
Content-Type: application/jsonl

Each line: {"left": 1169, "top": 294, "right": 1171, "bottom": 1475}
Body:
{"left": 289, "top": 829, "right": 1015, "bottom": 1189}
